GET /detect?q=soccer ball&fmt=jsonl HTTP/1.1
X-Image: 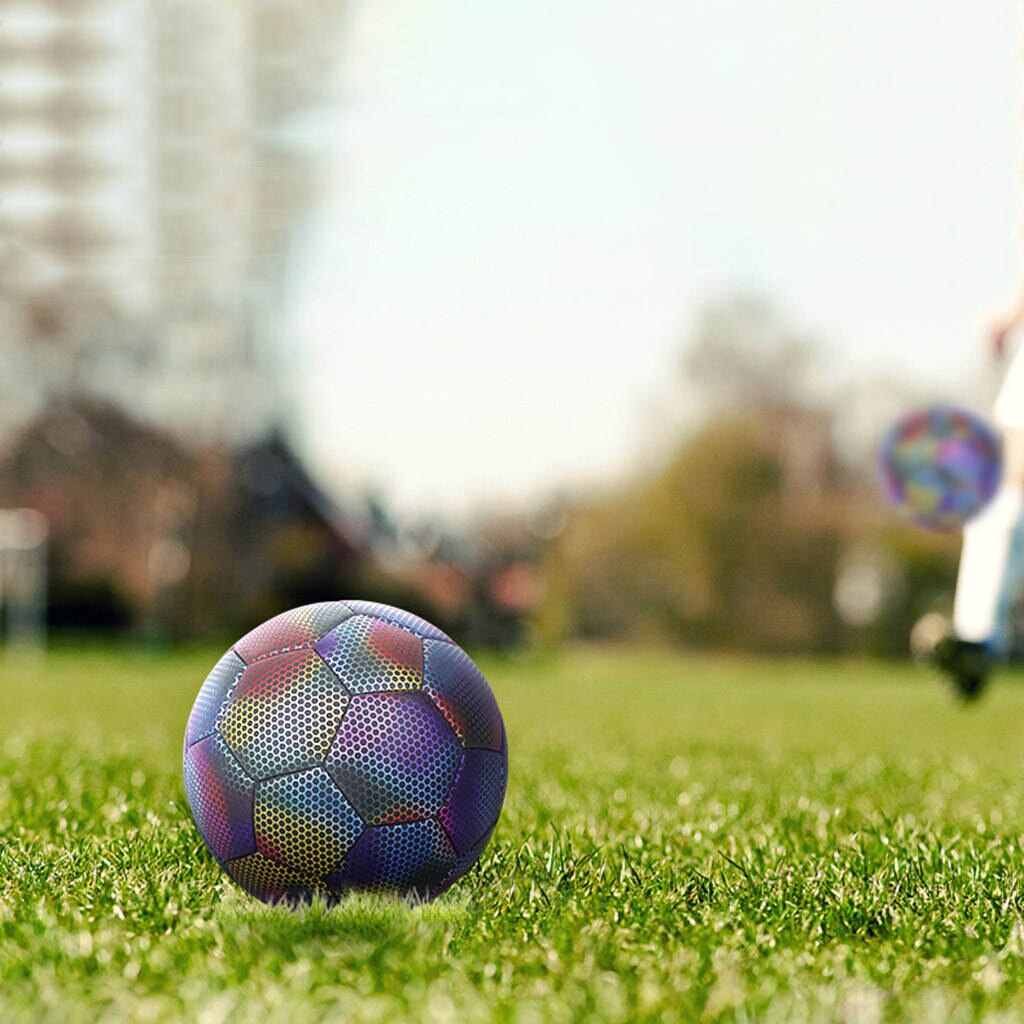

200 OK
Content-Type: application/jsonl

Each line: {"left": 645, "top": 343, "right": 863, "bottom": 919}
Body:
{"left": 879, "top": 404, "right": 1002, "bottom": 530}
{"left": 183, "top": 601, "right": 507, "bottom": 904}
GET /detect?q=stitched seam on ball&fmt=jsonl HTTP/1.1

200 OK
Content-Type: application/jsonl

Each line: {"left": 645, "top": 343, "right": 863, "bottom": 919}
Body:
{"left": 311, "top": 646, "right": 353, "bottom": 695}
{"left": 187, "top": 665, "right": 245, "bottom": 749}
{"left": 245, "top": 641, "right": 311, "bottom": 663}
{"left": 463, "top": 738, "right": 504, "bottom": 753}
{"left": 341, "top": 601, "right": 452, "bottom": 642}
{"left": 436, "top": 823, "right": 457, "bottom": 859}
{"left": 435, "top": 814, "right": 459, "bottom": 852}
{"left": 312, "top": 648, "right": 354, "bottom": 763}
{"left": 322, "top": 766, "right": 365, "bottom": 822}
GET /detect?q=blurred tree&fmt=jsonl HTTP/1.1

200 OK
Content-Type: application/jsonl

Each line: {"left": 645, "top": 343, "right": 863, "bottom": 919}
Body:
{"left": 538, "top": 295, "right": 957, "bottom": 654}
{"left": 683, "top": 293, "right": 821, "bottom": 412}
{"left": 539, "top": 413, "right": 848, "bottom": 651}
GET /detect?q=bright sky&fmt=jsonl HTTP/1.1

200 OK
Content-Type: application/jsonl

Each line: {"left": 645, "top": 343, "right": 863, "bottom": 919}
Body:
{"left": 292, "top": 0, "right": 1022, "bottom": 518}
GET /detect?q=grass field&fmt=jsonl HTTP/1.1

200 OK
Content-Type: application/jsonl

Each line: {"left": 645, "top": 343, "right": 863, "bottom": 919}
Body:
{"left": 5, "top": 647, "right": 1024, "bottom": 1022}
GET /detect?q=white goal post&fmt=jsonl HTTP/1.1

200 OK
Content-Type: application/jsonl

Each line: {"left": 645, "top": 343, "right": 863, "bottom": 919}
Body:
{"left": 0, "top": 509, "right": 47, "bottom": 650}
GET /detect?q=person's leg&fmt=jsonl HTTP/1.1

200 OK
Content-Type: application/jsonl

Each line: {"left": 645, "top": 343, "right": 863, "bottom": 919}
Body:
{"left": 982, "top": 430, "right": 1024, "bottom": 655}
{"left": 953, "top": 439, "right": 1024, "bottom": 653}
{"left": 938, "top": 428, "right": 1024, "bottom": 698}
{"left": 935, "top": 344, "right": 1024, "bottom": 697}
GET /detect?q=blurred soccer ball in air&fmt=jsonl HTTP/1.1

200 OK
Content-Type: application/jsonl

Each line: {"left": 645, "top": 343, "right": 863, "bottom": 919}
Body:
{"left": 183, "top": 601, "right": 507, "bottom": 904}
{"left": 879, "top": 405, "right": 1002, "bottom": 530}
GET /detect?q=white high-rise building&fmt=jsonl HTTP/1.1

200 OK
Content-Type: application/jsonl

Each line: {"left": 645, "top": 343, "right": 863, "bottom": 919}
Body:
{"left": 0, "top": 0, "right": 345, "bottom": 445}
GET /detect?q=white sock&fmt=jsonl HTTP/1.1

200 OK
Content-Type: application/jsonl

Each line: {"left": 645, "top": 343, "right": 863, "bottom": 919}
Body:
{"left": 953, "top": 483, "right": 1024, "bottom": 651}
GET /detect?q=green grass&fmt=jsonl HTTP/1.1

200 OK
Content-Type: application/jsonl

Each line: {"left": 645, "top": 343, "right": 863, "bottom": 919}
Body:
{"left": 4, "top": 646, "right": 1024, "bottom": 1021}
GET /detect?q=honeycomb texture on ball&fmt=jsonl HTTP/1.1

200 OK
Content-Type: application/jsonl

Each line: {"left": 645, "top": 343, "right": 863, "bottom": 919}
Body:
{"left": 438, "top": 746, "right": 508, "bottom": 855}
{"left": 314, "top": 615, "right": 423, "bottom": 694}
{"left": 341, "top": 600, "right": 452, "bottom": 642}
{"left": 325, "top": 819, "right": 457, "bottom": 898}
{"left": 324, "top": 691, "right": 460, "bottom": 825}
{"left": 223, "top": 851, "right": 322, "bottom": 905}
{"left": 422, "top": 639, "right": 503, "bottom": 751}
{"left": 183, "top": 733, "right": 256, "bottom": 862}
{"left": 186, "top": 648, "right": 245, "bottom": 746}
{"left": 233, "top": 601, "right": 353, "bottom": 663}
{"left": 184, "top": 601, "right": 508, "bottom": 906}
{"left": 219, "top": 648, "right": 350, "bottom": 779}
{"left": 254, "top": 767, "right": 364, "bottom": 876}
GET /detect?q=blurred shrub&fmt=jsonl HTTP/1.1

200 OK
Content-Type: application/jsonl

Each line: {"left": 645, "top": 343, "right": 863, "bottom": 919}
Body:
{"left": 539, "top": 413, "right": 852, "bottom": 652}
{"left": 537, "top": 296, "right": 960, "bottom": 655}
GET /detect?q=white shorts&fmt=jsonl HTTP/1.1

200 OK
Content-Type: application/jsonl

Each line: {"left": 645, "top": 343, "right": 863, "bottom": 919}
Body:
{"left": 995, "top": 342, "right": 1024, "bottom": 430}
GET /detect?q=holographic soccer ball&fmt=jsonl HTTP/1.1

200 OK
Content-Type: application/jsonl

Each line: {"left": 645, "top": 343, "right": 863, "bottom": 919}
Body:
{"left": 879, "top": 404, "right": 1002, "bottom": 530}
{"left": 183, "top": 601, "right": 507, "bottom": 905}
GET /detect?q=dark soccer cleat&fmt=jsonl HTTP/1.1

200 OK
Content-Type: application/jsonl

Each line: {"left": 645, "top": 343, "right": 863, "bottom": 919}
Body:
{"left": 931, "top": 635, "right": 991, "bottom": 702}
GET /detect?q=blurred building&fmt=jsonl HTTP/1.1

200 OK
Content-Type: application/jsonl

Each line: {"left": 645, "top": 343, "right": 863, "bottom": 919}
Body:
{"left": 0, "top": 1, "right": 361, "bottom": 639}
{"left": 0, "top": 0, "right": 345, "bottom": 445}
{"left": 0, "top": 397, "right": 368, "bottom": 639}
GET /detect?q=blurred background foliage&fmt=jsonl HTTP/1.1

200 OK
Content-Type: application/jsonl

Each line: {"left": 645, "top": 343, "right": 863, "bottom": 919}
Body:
{"left": 0, "top": 289, "right": 962, "bottom": 654}
{"left": 0, "top": 284, "right": 960, "bottom": 655}
{"left": 536, "top": 296, "right": 960, "bottom": 655}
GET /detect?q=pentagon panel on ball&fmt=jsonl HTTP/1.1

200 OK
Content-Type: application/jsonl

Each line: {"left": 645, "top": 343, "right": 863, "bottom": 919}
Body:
{"left": 314, "top": 615, "right": 423, "bottom": 694}
{"left": 218, "top": 648, "right": 350, "bottom": 780}
{"left": 255, "top": 767, "right": 364, "bottom": 876}
{"left": 183, "top": 600, "right": 508, "bottom": 905}
{"left": 324, "top": 691, "right": 461, "bottom": 825}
